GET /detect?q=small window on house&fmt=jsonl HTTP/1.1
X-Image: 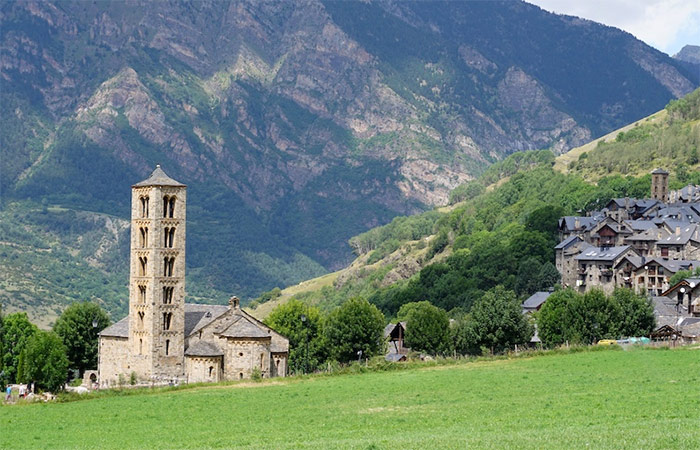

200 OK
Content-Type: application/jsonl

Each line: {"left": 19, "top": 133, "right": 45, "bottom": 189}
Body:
{"left": 260, "top": 353, "right": 264, "bottom": 370}
{"left": 165, "top": 339, "right": 170, "bottom": 355}
{"left": 239, "top": 373, "right": 243, "bottom": 379}
{"left": 238, "top": 352, "right": 243, "bottom": 357}
{"left": 208, "top": 366, "right": 214, "bottom": 377}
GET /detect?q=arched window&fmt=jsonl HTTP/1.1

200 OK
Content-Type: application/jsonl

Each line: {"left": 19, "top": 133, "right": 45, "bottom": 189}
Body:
{"left": 141, "top": 196, "right": 149, "bottom": 218}
{"left": 138, "top": 285, "right": 147, "bottom": 303}
{"left": 163, "top": 257, "right": 168, "bottom": 277}
{"left": 260, "top": 353, "right": 264, "bottom": 370}
{"left": 140, "top": 227, "right": 148, "bottom": 248}
{"left": 164, "top": 227, "right": 170, "bottom": 247}
{"left": 138, "top": 311, "right": 145, "bottom": 328}
{"left": 163, "top": 257, "right": 175, "bottom": 277}
{"left": 139, "top": 257, "right": 147, "bottom": 276}
{"left": 208, "top": 366, "right": 214, "bottom": 377}
{"left": 163, "top": 286, "right": 174, "bottom": 304}
{"left": 163, "top": 195, "right": 169, "bottom": 218}
{"left": 168, "top": 228, "right": 175, "bottom": 248}
{"left": 139, "top": 338, "right": 143, "bottom": 355}
{"left": 169, "top": 197, "right": 176, "bottom": 218}
{"left": 163, "top": 312, "right": 172, "bottom": 330}
{"left": 165, "top": 339, "right": 170, "bottom": 356}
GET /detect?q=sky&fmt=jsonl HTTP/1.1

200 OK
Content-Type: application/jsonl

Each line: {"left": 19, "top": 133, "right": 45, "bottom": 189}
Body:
{"left": 527, "top": 0, "right": 700, "bottom": 56}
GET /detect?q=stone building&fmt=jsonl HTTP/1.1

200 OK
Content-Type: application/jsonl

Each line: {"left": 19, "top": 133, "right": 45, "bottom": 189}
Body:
{"left": 651, "top": 168, "right": 669, "bottom": 202}
{"left": 98, "top": 166, "right": 288, "bottom": 386}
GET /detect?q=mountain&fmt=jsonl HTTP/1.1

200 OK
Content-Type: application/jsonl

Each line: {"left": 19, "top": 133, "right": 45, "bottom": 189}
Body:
{"left": 674, "top": 45, "right": 700, "bottom": 65}
{"left": 1, "top": 1, "right": 698, "bottom": 323}
{"left": 251, "top": 88, "right": 700, "bottom": 319}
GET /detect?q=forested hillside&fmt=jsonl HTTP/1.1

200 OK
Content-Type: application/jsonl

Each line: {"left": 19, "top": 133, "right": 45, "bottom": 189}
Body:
{"left": 1, "top": 1, "right": 698, "bottom": 324}
{"left": 252, "top": 89, "right": 700, "bottom": 319}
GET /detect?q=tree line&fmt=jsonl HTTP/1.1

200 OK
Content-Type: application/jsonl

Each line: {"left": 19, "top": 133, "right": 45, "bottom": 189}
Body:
{"left": 0, "top": 302, "right": 110, "bottom": 393}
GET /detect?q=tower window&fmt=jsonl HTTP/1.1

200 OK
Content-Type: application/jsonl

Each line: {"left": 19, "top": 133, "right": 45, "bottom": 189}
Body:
{"left": 140, "top": 227, "right": 148, "bottom": 248}
{"left": 169, "top": 197, "right": 176, "bottom": 218}
{"left": 165, "top": 339, "right": 170, "bottom": 355}
{"left": 163, "top": 286, "right": 174, "bottom": 304}
{"left": 139, "top": 257, "right": 147, "bottom": 276}
{"left": 163, "top": 257, "right": 175, "bottom": 277}
{"left": 139, "top": 285, "right": 147, "bottom": 303}
{"left": 140, "top": 196, "right": 149, "bottom": 218}
{"left": 139, "top": 338, "right": 143, "bottom": 355}
{"left": 163, "top": 196, "right": 170, "bottom": 218}
{"left": 164, "top": 227, "right": 169, "bottom": 247}
{"left": 138, "top": 311, "right": 145, "bottom": 328}
{"left": 169, "top": 228, "right": 175, "bottom": 247}
{"left": 163, "top": 312, "right": 172, "bottom": 330}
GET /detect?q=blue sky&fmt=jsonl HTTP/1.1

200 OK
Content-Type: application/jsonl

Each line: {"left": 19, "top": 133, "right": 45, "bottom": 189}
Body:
{"left": 527, "top": 0, "right": 700, "bottom": 55}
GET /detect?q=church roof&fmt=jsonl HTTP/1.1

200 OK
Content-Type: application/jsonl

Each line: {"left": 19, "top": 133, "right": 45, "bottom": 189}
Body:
{"left": 651, "top": 168, "right": 669, "bottom": 175}
{"left": 184, "top": 340, "right": 224, "bottom": 357}
{"left": 184, "top": 304, "right": 229, "bottom": 337}
{"left": 98, "top": 303, "right": 230, "bottom": 338}
{"left": 132, "top": 165, "right": 186, "bottom": 188}
{"left": 218, "top": 315, "right": 270, "bottom": 339}
{"left": 99, "top": 317, "right": 129, "bottom": 338}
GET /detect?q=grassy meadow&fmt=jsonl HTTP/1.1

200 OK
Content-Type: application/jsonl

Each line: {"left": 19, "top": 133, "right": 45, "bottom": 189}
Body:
{"left": 1, "top": 347, "right": 699, "bottom": 449}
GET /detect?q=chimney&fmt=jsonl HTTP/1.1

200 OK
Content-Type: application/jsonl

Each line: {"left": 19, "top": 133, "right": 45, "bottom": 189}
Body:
{"left": 575, "top": 219, "right": 580, "bottom": 229}
{"left": 229, "top": 296, "right": 240, "bottom": 309}
{"left": 676, "top": 226, "right": 681, "bottom": 236}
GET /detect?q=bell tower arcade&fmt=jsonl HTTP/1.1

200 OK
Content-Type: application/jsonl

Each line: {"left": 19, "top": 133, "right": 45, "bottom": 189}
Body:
{"left": 128, "top": 165, "right": 187, "bottom": 380}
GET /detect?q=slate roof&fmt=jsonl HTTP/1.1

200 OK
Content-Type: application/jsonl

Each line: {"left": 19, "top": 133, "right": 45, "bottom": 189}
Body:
{"left": 625, "top": 229, "right": 661, "bottom": 241}
{"left": 554, "top": 235, "right": 582, "bottom": 250}
{"left": 656, "top": 224, "right": 699, "bottom": 245}
{"left": 385, "top": 353, "right": 407, "bottom": 362}
{"left": 655, "top": 207, "right": 700, "bottom": 222}
{"left": 522, "top": 291, "right": 551, "bottom": 311}
{"left": 184, "top": 340, "right": 223, "bottom": 357}
{"left": 132, "top": 165, "right": 186, "bottom": 188}
{"left": 652, "top": 168, "right": 669, "bottom": 175}
{"left": 99, "top": 316, "right": 129, "bottom": 338}
{"left": 575, "top": 245, "right": 631, "bottom": 262}
{"left": 99, "top": 303, "right": 230, "bottom": 338}
{"left": 184, "top": 304, "right": 229, "bottom": 337}
{"left": 651, "top": 296, "right": 687, "bottom": 328}
{"left": 624, "top": 220, "right": 658, "bottom": 232}
{"left": 217, "top": 315, "right": 270, "bottom": 339}
{"left": 559, "top": 216, "right": 600, "bottom": 232}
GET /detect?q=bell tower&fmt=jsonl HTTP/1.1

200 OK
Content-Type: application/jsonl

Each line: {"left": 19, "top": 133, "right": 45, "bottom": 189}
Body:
{"left": 128, "top": 165, "right": 186, "bottom": 381}
{"left": 651, "top": 168, "right": 669, "bottom": 203}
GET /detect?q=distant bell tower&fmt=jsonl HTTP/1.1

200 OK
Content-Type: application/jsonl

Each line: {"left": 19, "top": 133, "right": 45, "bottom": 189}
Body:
{"left": 651, "top": 168, "right": 669, "bottom": 203}
{"left": 128, "top": 165, "right": 187, "bottom": 380}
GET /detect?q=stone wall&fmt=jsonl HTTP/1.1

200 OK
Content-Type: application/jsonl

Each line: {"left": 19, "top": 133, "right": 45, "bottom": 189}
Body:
{"left": 98, "top": 336, "right": 130, "bottom": 387}
{"left": 223, "top": 338, "right": 271, "bottom": 380}
{"left": 185, "top": 356, "right": 222, "bottom": 383}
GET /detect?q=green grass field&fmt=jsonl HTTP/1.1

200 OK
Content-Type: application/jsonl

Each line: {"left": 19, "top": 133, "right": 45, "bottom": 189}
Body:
{"left": 1, "top": 347, "right": 699, "bottom": 449}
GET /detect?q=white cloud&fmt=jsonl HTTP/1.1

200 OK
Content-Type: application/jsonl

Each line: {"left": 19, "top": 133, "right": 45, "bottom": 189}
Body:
{"left": 527, "top": 0, "right": 700, "bottom": 55}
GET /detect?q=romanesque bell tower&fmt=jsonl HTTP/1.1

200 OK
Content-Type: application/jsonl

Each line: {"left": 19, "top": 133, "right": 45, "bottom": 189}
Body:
{"left": 128, "top": 165, "right": 186, "bottom": 380}
{"left": 651, "top": 168, "right": 669, "bottom": 203}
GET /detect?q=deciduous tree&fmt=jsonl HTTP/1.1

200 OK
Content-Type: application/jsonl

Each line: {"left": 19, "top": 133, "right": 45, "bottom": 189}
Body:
{"left": 21, "top": 330, "right": 69, "bottom": 393}
{"left": 324, "top": 297, "right": 385, "bottom": 363}
{"left": 0, "top": 313, "right": 38, "bottom": 385}
{"left": 398, "top": 301, "right": 452, "bottom": 355}
{"left": 53, "top": 302, "right": 110, "bottom": 377}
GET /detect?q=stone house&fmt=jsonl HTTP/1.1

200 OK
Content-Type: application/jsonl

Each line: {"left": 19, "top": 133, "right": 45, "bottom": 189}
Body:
{"left": 98, "top": 166, "right": 288, "bottom": 387}
{"left": 573, "top": 245, "right": 637, "bottom": 295}
{"left": 661, "top": 277, "right": 700, "bottom": 316}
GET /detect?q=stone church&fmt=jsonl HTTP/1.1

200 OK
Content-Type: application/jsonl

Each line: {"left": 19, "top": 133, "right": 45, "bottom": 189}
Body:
{"left": 97, "top": 166, "right": 288, "bottom": 386}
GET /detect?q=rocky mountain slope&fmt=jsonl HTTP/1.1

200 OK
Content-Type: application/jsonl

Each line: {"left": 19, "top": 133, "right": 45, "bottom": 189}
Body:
{"left": 1, "top": 1, "right": 698, "bottom": 323}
